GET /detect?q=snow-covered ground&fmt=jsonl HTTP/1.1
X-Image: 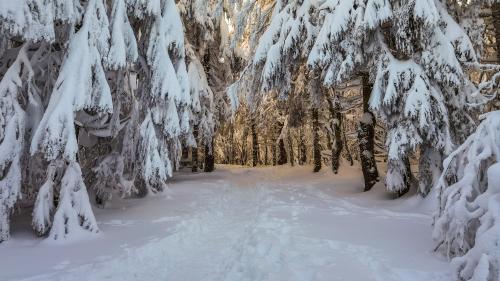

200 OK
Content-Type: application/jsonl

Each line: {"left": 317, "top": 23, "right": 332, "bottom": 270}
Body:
{"left": 1, "top": 165, "right": 450, "bottom": 281}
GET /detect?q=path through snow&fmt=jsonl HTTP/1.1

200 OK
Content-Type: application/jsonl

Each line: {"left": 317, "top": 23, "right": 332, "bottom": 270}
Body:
{"left": 1, "top": 165, "right": 451, "bottom": 281}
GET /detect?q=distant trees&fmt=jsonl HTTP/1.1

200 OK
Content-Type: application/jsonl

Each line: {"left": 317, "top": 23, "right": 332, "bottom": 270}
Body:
{"left": 226, "top": 1, "right": 483, "bottom": 197}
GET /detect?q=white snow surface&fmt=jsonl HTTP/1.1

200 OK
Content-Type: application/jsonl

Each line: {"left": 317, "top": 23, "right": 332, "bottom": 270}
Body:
{"left": 1, "top": 165, "right": 450, "bottom": 281}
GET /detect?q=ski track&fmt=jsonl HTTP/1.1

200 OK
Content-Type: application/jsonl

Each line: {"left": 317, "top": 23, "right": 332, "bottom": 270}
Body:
{"left": 6, "top": 166, "right": 451, "bottom": 281}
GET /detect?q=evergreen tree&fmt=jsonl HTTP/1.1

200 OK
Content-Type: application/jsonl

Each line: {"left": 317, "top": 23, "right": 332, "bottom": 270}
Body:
{"left": 309, "top": 0, "right": 479, "bottom": 196}
{"left": 0, "top": 0, "right": 191, "bottom": 241}
{"left": 31, "top": 0, "right": 112, "bottom": 239}
{"left": 0, "top": 45, "right": 29, "bottom": 241}
{"left": 434, "top": 111, "right": 500, "bottom": 281}
{"left": 89, "top": 0, "right": 138, "bottom": 205}
{"left": 131, "top": 0, "right": 190, "bottom": 192}
{"left": 186, "top": 44, "right": 215, "bottom": 170}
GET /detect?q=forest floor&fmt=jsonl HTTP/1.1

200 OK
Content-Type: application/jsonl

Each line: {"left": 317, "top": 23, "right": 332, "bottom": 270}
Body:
{"left": 1, "top": 164, "right": 451, "bottom": 281}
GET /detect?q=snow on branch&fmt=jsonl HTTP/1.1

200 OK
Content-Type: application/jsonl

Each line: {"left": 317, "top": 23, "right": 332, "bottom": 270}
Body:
{"left": 0, "top": 44, "right": 30, "bottom": 242}
{"left": 31, "top": 0, "right": 112, "bottom": 162}
{"left": 106, "top": 0, "right": 138, "bottom": 70}
{"left": 49, "top": 162, "right": 99, "bottom": 240}
{"left": 370, "top": 47, "right": 453, "bottom": 161}
{"left": 433, "top": 111, "right": 500, "bottom": 281}
{"left": 29, "top": 0, "right": 112, "bottom": 240}
{"left": 253, "top": 0, "right": 316, "bottom": 93}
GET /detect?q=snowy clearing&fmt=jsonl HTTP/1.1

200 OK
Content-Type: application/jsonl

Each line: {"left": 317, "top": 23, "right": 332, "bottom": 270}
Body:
{"left": 1, "top": 165, "right": 450, "bottom": 281}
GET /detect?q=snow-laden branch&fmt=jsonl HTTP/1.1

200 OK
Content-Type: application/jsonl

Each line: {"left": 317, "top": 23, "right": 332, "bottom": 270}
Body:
{"left": 434, "top": 111, "right": 500, "bottom": 281}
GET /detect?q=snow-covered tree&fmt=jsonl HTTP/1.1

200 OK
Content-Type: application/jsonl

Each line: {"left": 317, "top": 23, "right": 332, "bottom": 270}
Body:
{"left": 1, "top": 0, "right": 497, "bottom": 252}
{"left": 89, "top": 0, "right": 139, "bottom": 205}
{"left": 30, "top": 0, "right": 112, "bottom": 239}
{"left": 252, "top": 0, "right": 316, "bottom": 97}
{"left": 179, "top": 0, "right": 219, "bottom": 172}
{"left": 106, "top": 0, "right": 138, "bottom": 70}
{"left": 246, "top": 0, "right": 342, "bottom": 173}
{"left": 309, "top": 0, "right": 480, "bottom": 196}
{"left": 374, "top": 2, "right": 480, "bottom": 196}
{"left": 180, "top": 0, "right": 249, "bottom": 172}
{"left": 433, "top": 111, "right": 500, "bottom": 281}
{"left": 0, "top": 0, "right": 57, "bottom": 42}
{"left": 187, "top": 45, "right": 215, "bottom": 157}
{"left": 0, "top": 44, "right": 30, "bottom": 242}
{"left": 0, "top": 0, "right": 192, "bottom": 241}
{"left": 127, "top": 0, "right": 190, "bottom": 191}
{"left": 32, "top": 0, "right": 112, "bottom": 161}
{"left": 32, "top": 163, "right": 57, "bottom": 236}
{"left": 0, "top": 0, "right": 84, "bottom": 240}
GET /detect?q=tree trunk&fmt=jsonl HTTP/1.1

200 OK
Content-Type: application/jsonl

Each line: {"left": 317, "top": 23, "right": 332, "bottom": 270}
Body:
{"left": 229, "top": 124, "right": 235, "bottom": 164}
{"left": 418, "top": 146, "right": 442, "bottom": 197}
{"left": 272, "top": 140, "right": 277, "bottom": 166}
{"left": 278, "top": 138, "right": 287, "bottom": 165}
{"left": 312, "top": 108, "right": 322, "bottom": 173}
{"left": 491, "top": 3, "right": 500, "bottom": 111}
{"left": 241, "top": 127, "right": 248, "bottom": 166}
{"left": 387, "top": 156, "right": 412, "bottom": 197}
{"left": 192, "top": 124, "right": 199, "bottom": 172}
{"left": 264, "top": 142, "right": 269, "bottom": 165}
{"left": 204, "top": 140, "right": 215, "bottom": 172}
{"left": 358, "top": 74, "right": 379, "bottom": 191}
{"left": 493, "top": 3, "right": 500, "bottom": 63}
{"left": 288, "top": 134, "right": 294, "bottom": 167}
{"left": 326, "top": 132, "right": 332, "bottom": 150}
{"left": 342, "top": 119, "right": 354, "bottom": 166}
{"left": 327, "top": 94, "right": 343, "bottom": 174}
{"left": 251, "top": 121, "right": 258, "bottom": 167}
{"left": 299, "top": 127, "right": 307, "bottom": 165}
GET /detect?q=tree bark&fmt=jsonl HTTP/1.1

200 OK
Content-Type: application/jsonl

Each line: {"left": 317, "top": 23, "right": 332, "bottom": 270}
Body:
{"left": 264, "top": 142, "right": 269, "bottom": 165}
{"left": 192, "top": 124, "right": 199, "bottom": 172}
{"left": 493, "top": 3, "right": 500, "bottom": 63}
{"left": 327, "top": 94, "right": 343, "bottom": 174}
{"left": 230, "top": 124, "right": 235, "bottom": 165}
{"left": 251, "top": 121, "right": 258, "bottom": 167}
{"left": 272, "top": 138, "right": 277, "bottom": 166}
{"left": 491, "top": 3, "right": 500, "bottom": 111}
{"left": 401, "top": 157, "right": 413, "bottom": 197}
{"left": 241, "top": 127, "right": 248, "bottom": 166}
{"left": 418, "top": 146, "right": 442, "bottom": 197}
{"left": 299, "top": 127, "right": 307, "bottom": 165}
{"left": 386, "top": 156, "right": 415, "bottom": 197}
{"left": 342, "top": 119, "right": 354, "bottom": 166}
{"left": 204, "top": 140, "right": 215, "bottom": 172}
{"left": 312, "top": 108, "right": 322, "bottom": 173}
{"left": 358, "top": 74, "right": 379, "bottom": 191}
{"left": 278, "top": 138, "right": 287, "bottom": 165}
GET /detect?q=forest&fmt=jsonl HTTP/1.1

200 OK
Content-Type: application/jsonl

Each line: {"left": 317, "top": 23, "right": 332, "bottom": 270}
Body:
{"left": 1, "top": 0, "right": 500, "bottom": 281}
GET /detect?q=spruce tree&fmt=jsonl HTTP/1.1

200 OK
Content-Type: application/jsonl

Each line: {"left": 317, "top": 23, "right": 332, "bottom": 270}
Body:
{"left": 309, "top": 0, "right": 479, "bottom": 196}
{"left": 434, "top": 111, "right": 500, "bottom": 281}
